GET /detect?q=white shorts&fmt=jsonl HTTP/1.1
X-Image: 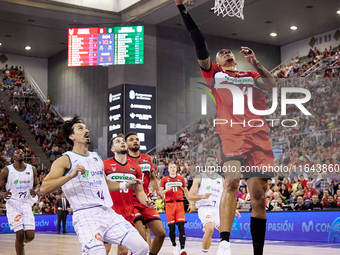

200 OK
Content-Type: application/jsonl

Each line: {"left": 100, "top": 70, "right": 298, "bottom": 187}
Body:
{"left": 74, "top": 206, "right": 143, "bottom": 255}
{"left": 198, "top": 206, "right": 220, "bottom": 230}
{"left": 6, "top": 200, "right": 35, "bottom": 232}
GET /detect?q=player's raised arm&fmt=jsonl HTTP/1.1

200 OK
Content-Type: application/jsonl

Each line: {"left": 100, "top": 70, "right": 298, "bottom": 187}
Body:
{"left": 240, "top": 46, "right": 276, "bottom": 90}
{"left": 40, "top": 155, "right": 83, "bottom": 196}
{"left": 174, "top": 0, "right": 211, "bottom": 71}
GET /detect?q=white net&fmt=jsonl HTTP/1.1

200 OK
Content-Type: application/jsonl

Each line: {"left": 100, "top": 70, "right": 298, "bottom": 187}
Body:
{"left": 211, "top": 0, "right": 245, "bottom": 20}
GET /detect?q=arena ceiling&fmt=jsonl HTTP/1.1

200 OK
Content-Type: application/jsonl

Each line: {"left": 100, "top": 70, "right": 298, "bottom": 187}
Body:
{"left": 0, "top": 0, "right": 339, "bottom": 58}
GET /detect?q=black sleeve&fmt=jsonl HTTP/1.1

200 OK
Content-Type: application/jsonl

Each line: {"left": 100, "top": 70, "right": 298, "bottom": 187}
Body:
{"left": 177, "top": 4, "right": 210, "bottom": 60}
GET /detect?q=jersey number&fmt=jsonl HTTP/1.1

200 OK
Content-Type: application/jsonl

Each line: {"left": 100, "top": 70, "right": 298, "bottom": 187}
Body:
{"left": 172, "top": 187, "right": 178, "bottom": 192}
{"left": 97, "top": 191, "right": 104, "bottom": 200}
{"left": 120, "top": 189, "right": 129, "bottom": 193}
{"left": 212, "top": 201, "right": 216, "bottom": 207}
{"left": 19, "top": 192, "right": 27, "bottom": 199}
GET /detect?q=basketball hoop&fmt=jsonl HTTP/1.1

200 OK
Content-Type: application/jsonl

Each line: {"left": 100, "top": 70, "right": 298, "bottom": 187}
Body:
{"left": 211, "top": 0, "right": 245, "bottom": 20}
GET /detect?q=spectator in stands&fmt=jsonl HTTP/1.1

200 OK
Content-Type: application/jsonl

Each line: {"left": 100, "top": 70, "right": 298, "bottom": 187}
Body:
{"left": 298, "top": 174, "right": 308, "bottom": 188}
{"left": 272, "top": 197, "right": 285, "bottom": 211}
{"left": 291, "top": 176, "right": 299, "bottom": 191}
{"left": 279, "top": 183, "right": 290, "bottom": 201}
{"left": 290, "top": 183, "right": 305, "bottom": 202}
{"left": 304, "top": 182, "right": 317, "bottom": 201}
{"left": 326, "top": 195, "right": 338, "bottom": 208}
{"left": 239, "top": 178, "right": 247, "bottom": 191}
{"left": 316, "top": 173, "right": 330, "bottom": 193}
{"left": 322, "top": 189, "right": 330, "bottom": 207}
{"left": 294, "top": 196, "right": 308, "bottom": 211}
{"left": 308, "top": 195, "right": 323, "bottom": 210}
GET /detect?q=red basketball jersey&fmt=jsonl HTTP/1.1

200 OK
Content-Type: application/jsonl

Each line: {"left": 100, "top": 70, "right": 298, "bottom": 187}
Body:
{"left": 201, "top": 62, "right": 268, "bottom": 135}
{"left": 104, "top": 157, "right": 142, "bottom": 220}
{"left": 160, "top": 175, "right": 186, "bottom": 202}
{"left": 127, "top": 153, "right": 153, "bottom": 195}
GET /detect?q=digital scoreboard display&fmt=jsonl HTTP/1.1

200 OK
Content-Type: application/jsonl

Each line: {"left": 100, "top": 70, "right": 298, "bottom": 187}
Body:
{"left": 68, "top": 26, "right": 144, "bottom": 67}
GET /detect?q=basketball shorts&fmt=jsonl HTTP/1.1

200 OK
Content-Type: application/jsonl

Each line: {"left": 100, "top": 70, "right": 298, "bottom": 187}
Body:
{"left": 133, "top": 197, "right": 161, "bottom": 224}
{"left": 198, "top": 206, "right": 220, "bottom": 230}
{"left": 217, "top": 131, "right": 274, "bottom": 179}
{"left": 112, "top": 205, "right": 135, "bottom": 226}
{"left": 6, "top": 200, "right": 35, "bottom": 232}
{"left": 74, "top": 206, "right": 141, "bottom": 254}
{"left": 165, "top": 201, "right": 185, "bottom": 225}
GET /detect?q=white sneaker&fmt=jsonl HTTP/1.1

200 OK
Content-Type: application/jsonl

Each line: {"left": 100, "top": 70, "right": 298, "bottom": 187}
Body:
{"left": 180, "top": 249, "right": 187, "bottom": 255}
{"left": 173, "top": 246, "right": 179, "bottom": 255}
{"left": 217, "top": 241, "right": 231, "bottom": 255}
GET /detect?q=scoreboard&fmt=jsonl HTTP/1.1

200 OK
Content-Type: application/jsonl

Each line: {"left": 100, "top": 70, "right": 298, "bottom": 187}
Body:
{"left": 68, "top": 26, "right": 144, "bottom": 67}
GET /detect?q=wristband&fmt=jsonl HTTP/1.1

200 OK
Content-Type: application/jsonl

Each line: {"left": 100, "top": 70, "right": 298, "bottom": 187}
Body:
{"left": 119, "top": 182, "right": 127, "bottom": 190}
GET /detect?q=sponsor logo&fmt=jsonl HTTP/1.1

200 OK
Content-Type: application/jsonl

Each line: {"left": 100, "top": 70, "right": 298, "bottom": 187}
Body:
{"left": 95, "top": 233, "right": 103, "bottom": 242}
{"left": 111, "top": 175, "right": 134, "bottom": 181}
{"left": 14, "top": 215, "right": 22, "bottom": 222}
{"left": 302, "top": 221, "right": 313, "bottom": 232}
{"left": 13, "top": 179, "right": 19, "bottom": 184}
{"left": 140, "top": 164, "right": 150, "bottom": 172}
{"left": 91, "top": 170, "right": 103, "bottom": 176}
{"left": 206, "top": 215, "right": 212, "bottom": 219}
{"left": 206, "top": 186, "right": 211, "bottom": 190}
{"left": 82, "top": 170, "right": 89, "bottom": 178}
{"left": 89, "top": 180, "right": 102, "bottom": 186}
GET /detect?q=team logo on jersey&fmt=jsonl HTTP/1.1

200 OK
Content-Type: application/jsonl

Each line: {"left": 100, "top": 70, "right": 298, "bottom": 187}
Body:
{"left": 111, "top": 167, "right": 116, "bottom": 172}
{"left": 93, "top": 157, "right": 98, "bottom": 162}
{"left": 143, "top": 159, "right": 148, "bottom": 162}
{"left": 82, "top": 170, "right": 89, "bottom": 178}
{"left": 206, "top": 186, "right": 211, "bottom": 190}
{"left": 26, "top": 172, "right": 30, "bottom": 175}
{"left": 14, "top": 215, "right": 22, "bottom": 222}
{"left": 94, "top": 233, "right": 103, "bottom": 242}
{"left": 217, "top": 181, "right": 221, "bottom": 184}
{"left": 130, "top": 167, "right": 135, "bottom": 171}
{"left": 13, "top": 179, "right": 19, "bottom": 184}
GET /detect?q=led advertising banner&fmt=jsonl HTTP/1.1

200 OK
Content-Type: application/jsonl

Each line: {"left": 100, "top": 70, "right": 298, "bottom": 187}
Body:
{"left": 1, "top": 212, "right": 339, "bottom": 243}
{"left": 107, "top": 85, "right": 124, "bottom": 157}
{"left": 107, "top": 84, "right": 156, "bottom": 157}
{"left": 68, "top": 26, "right": 144, "bottom": 67}
{"left": 124, "top": 84, "right": 156, "bottom": 153}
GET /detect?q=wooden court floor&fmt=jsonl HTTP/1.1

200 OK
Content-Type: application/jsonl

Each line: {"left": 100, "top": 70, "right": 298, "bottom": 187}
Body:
{"left": 0, "top": 233, "right": 339, "bottom": 255}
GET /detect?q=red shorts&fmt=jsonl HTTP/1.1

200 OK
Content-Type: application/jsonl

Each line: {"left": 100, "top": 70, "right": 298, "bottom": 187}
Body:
{"left": 217, "top": 131, "right": 274, "bottom": 178}
{"left": 112, "top": 205, "right": 135, "bottom": 227}
{"left": 165, "top": 201, "right": 186, "bottom": 225}
{"left": 133, "top": 197, "right": 161, "bottom": 224}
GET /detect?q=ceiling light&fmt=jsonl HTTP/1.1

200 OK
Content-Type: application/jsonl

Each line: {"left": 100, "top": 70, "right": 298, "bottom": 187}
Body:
{"left": 0, "top": 43, "right": 2, "bottom": 46}
{"left": 25, "top": 46, "right": 31, "bottom": 50}
{"left": 337, "top": 10, "right": 340, "bottom": 15}
{"left": 270, "top": 32, "right": 277, "bottom": 37}
{"left": 290, "top": 26, "right": 298, "bottom": 30}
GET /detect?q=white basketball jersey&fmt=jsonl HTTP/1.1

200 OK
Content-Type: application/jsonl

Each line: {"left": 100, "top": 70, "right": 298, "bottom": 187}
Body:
{"left": 61, "top": 151, "right": 112, "bottom": 212}
{"left": 5, "top": 163, "right": 36, "bottom": 205}
{"left": 195, "top": 172, "right": 224, "bottom": 208}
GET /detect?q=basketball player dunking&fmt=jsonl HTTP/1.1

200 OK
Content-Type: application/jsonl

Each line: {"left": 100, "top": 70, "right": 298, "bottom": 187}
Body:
{"left": 174, "top": 1, "right": 276, "bottom": 254}
{"left": 40, "top": 116, "right": 149, "bottom": 255}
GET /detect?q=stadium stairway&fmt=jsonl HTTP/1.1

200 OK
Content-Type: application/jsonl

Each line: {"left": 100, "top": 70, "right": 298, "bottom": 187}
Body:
{"left": 0, "top": 92, "right": 52, "bottom": 169}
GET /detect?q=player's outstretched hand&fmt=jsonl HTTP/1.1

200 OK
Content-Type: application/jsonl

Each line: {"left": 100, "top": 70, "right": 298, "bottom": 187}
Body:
{"left": 174, "top": 0, "right": 183, "bottom": 5}
{"left": 146, "top": 199, "right": 156, "bottom": 210}
{"left": 126, "top": 179, "right": 143, "bottom": 189}
{"left": 187, "top": 203, "right": 194, "bottom": 213}
{"left": 235, "top": 210, "right": 241, "bottom": 219}
{"left": 69, "top": 165, "right": 86, "bottom": 179}
{"left": 202, "top": 193, "right": 211, "bottom": 199}
{"left": 240, "top": 47, "right": 257, "bottom": 65}
{"left": 1, "top": 189, "right": 12, "bottom": 199}
{"left": 30, "top": 189, "right": 37, "bottom": 198}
